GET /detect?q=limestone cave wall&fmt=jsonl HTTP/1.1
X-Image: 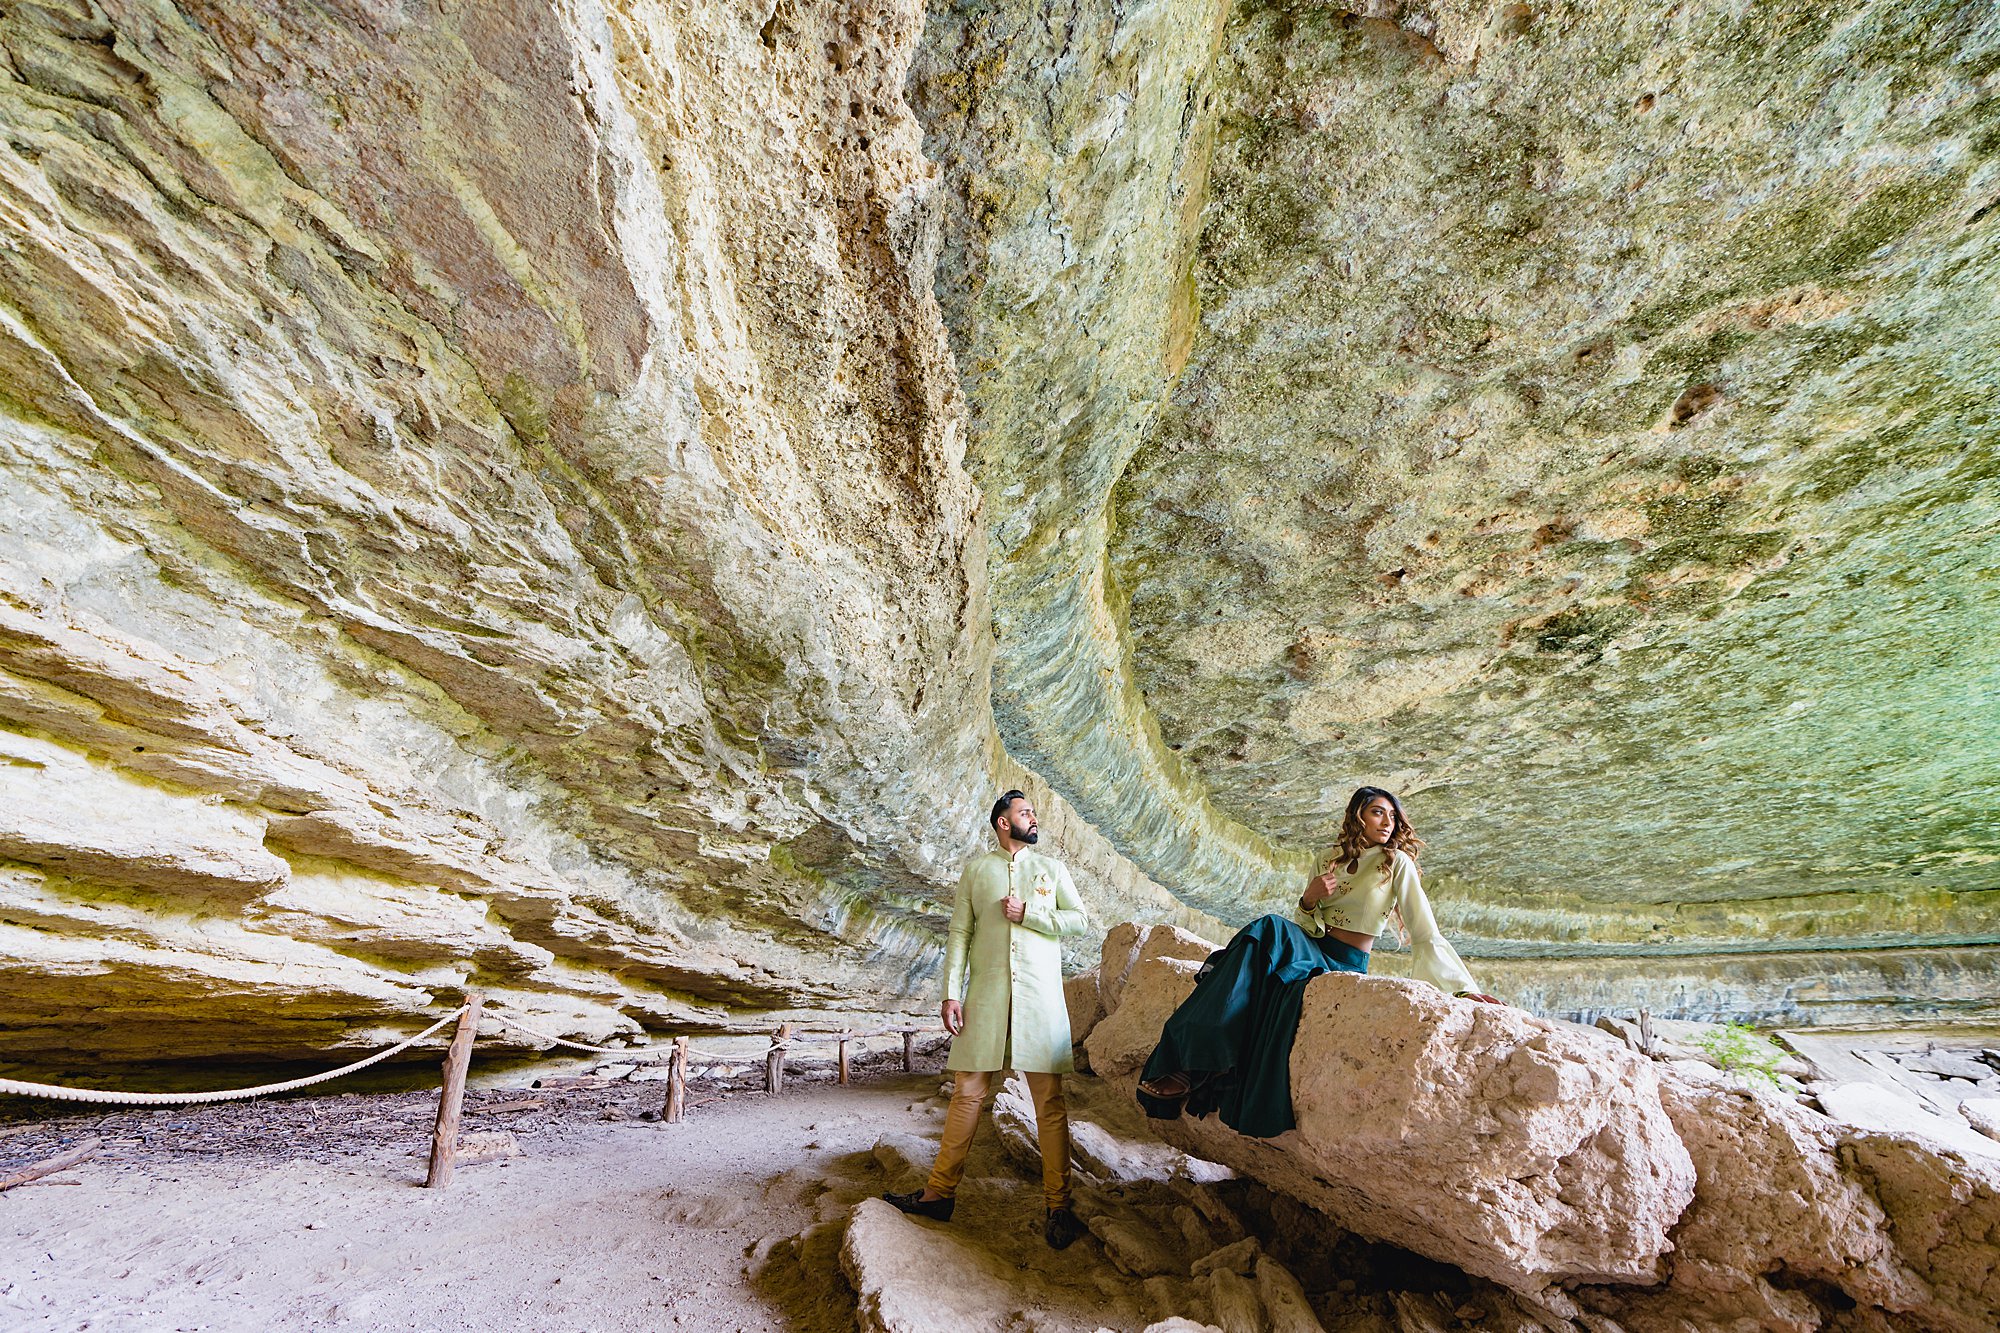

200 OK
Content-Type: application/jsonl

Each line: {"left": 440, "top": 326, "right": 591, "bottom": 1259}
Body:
{"left": 1, "top": 0, "right": 1995, "bottom": 1066}
{"left": 911, "top": 0, "right": 2000, "bottom": 1026}
{"left": 0, "top": 0, "right": 1197, "bottom": 1067}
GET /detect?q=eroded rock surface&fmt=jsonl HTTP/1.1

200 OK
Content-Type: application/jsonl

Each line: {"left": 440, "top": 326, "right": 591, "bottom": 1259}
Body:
{"left": 1088, "top": 928, "right": 1696, "bottom": 1291}
{"left": 915, "top": 0, "right": 2000, "bottom": 1017}
{"left": 2, "top": 0, "right": 1996, "bottom": 1066}
{"left": 1091, "top": 922, "right": 2000, "bottom": 1331}
{"left": 0, "top": 0, "right": 1223, "bottom": 1065}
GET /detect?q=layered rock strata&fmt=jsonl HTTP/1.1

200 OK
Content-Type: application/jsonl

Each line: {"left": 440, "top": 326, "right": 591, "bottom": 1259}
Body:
{"left": 1083, "top": 922, "right": 2000, "bottom": 1331}
{"left": 3, "top": 0, "right": 1997, "bottom": 1065}
{"left": 0, "top": 0, "right": 1205, "bottom": 1067}
{"left": 915, "top": 0, "right": 2000, "bottom": 1006}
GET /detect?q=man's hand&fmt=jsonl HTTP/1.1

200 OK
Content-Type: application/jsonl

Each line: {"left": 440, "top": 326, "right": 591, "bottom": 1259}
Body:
{"left": 941, "top": 999, "right": 964, "bottom": 1035}
{"left": 1455, "top": 991, "right": 1504, "bottom": 1005}
{"left": 1001, "top": 894, "right": 1026, "bottom": 923}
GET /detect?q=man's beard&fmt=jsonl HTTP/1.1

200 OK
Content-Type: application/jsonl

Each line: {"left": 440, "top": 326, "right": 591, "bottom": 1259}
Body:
{"left": 1014, "top": 826, "right": 1039, "bottom": 844}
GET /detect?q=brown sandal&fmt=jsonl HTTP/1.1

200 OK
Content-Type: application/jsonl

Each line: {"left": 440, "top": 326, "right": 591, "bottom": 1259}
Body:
{"left": 1136, "top": 1071, "right": 1198, "bottom": 1118}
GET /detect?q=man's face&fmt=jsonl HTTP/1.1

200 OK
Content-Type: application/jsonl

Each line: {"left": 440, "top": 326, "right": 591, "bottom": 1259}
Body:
{"left": 999, "top": 800, "right": 1038, "bottom": 844}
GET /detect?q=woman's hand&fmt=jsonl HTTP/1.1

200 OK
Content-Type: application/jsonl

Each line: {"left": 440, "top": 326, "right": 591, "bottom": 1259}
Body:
{"left": 1300, "top": 871, "right": 1339, "bottom": 909}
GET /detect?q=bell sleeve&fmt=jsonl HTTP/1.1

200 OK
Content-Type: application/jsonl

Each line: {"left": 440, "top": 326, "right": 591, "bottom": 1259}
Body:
{"left": 1390, "top": 854, "right": 1480, "bottom": 996}
{"left": 942, "top": 863, "right": 976, "bottom": 1002}
{"left": 1020, "top": 861, "right": 1089, "bottom": 938}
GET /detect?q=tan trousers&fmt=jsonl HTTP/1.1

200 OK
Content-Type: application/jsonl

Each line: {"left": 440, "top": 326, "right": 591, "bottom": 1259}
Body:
{"left": 925, "top": 1069, "right": 1071, "bottom": 1211}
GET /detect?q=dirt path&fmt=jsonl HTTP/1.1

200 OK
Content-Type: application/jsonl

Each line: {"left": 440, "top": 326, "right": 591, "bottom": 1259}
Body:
{"left": 1, "top": 1069, "right": 951, "bottom": 1331}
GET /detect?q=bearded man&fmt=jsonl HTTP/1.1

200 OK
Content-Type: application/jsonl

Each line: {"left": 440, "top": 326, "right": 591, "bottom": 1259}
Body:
{"left": 884, "top": 790, "right": 1089, "bottom": 1249}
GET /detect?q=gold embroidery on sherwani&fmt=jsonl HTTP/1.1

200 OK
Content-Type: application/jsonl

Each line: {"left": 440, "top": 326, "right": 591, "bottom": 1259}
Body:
{"left": 941, "top": 847, "right": 1088, "bottom": 1073}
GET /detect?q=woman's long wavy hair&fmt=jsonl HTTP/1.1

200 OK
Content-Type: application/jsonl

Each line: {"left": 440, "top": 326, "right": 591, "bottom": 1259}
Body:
{"left": 1334, "top": 786, "right": 1424, "bottom": 873}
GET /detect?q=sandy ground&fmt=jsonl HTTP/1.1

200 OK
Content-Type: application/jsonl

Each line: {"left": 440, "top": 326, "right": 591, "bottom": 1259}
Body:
{"left": 11, "top": 1027, "right": 1993, "bottom": 1333}
{"left": 0, "top": 1065, "right": 953, "bottom": 1333}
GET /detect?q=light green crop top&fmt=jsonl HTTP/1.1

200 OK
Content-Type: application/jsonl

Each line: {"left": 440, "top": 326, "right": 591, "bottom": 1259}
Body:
{"left": 1293, "top": 845, "right": 1478, "bottom": 996}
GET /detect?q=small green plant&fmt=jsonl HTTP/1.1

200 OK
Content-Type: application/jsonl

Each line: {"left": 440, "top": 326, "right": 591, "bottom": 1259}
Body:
{"left": 1696, "top": 1022, "right": 1782, "bottom": 1089}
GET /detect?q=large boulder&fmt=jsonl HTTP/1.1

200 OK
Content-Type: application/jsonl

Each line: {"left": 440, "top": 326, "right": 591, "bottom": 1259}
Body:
{"left": 1086, "top": 924, "right": 1215, "bottom": 1076}
{"left": 1646, "top": 1068, "right": 1925, "bottom": 1330}
{"left": 1065, "top": 966, "right": 1105, "bottom": 1048}
{"left": 1094, "top": 921, "right": 2000, "bottom": 1331}
{"left": 1100, "top": 957, "right": 1693, "bottom": 1293}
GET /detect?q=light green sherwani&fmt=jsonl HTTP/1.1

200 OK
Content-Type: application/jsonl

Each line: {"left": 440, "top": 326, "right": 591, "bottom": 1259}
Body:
{"left": 942, "top": 846, "right": 1088, "bottom": 1073}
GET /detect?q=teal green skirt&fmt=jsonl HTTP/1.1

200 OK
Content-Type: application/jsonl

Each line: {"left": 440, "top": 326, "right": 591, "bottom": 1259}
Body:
{"left": 1137, "top": 914, "right": 1368, "bottom": 1138}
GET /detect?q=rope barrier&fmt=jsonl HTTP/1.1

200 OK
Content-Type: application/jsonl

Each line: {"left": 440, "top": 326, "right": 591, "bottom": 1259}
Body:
{"left": 787, "top": 1024, "right": 930, "bottom": 1044}
{"left": 479, "top": 1009, "right": 931, "bottom": 1061}
{"left": 0, "top": 1007, "right": 471, "bottom": 1107}
{"left": 0, "top": 1005, "right": 944, "bottom": 1109}
{"left": 478, "top": 1009, "right": 670, "bottom": 1058}
{"left": 0, "top": 995, "right": 952, "bottom": 1190}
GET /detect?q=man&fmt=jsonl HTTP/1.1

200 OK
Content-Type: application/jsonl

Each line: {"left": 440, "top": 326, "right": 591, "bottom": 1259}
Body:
{"left": 885, "top": 790, "right": 1089, "bottom": 1249}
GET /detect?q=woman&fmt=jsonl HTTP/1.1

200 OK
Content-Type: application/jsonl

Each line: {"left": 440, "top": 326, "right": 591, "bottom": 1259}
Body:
{"left": 1135, "top": 787, "right": 1498, "bottom": 1137}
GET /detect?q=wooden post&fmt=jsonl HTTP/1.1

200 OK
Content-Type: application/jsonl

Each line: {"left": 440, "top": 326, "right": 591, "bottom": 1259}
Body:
{"left": 838, "top": 1032, "right": 851, "bottom": 1086}
{"left": 902, "top": 1028, "right": 915, "bottom": 1073}
{"left": 765, "top": 1023, "right": 791, "bottom": 1094}
{"left": 425, "top": 993, "right": 483, "bottom": 1189}
{"left": 664, "top": 1036, "right": 688, "bottom": 1123}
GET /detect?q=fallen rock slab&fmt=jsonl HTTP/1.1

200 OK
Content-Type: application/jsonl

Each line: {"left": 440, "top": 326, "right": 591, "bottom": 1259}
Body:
{"left": 1836, "top": 1131, "right": 2000, "bottom": 1333}
{"left": 1900, "top": 1052, "right": 1991, "bottom": 1081}
{"left": 994, "top": 1070, "right": 1230, "bottom": 1188}
{"left": 1252, "top": 1254, "right": 1324, "bottom": 1333}
{"left": 1092, "top": 919, "right": 2000, "bottom": 1332}
{"left": 1815, "top": 1081, "right": 2000, "bottom": 1161}
{"left": 844, "top": 1198, "right": 1049, "bottom": 1332}
{"left": 1095, "top": 956, "right": 1695, "bottom": 1293}
{"left": 1648, "top": 1071, "right": 1925, "bottom": 1329}
{"left": 843, "top": 1197, "right": 1164, "bottom": 1333}
{"left": 1960, "top": 1097, "right": 2000, "bottom": 1141}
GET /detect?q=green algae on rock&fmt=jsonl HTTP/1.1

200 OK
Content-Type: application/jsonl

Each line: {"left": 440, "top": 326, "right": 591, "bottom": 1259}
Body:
{"left": 0, "top": 0, "right": 1194, "bottom": 1066}
{"left": 920, "top": 0, "right": 2000, "bottom": 1016}
{"left": 1, "top": 0, "right": 1997, "bottom": 1064}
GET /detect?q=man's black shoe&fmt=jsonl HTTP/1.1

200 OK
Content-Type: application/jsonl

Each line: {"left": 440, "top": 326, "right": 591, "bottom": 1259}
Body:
{"left": 883, "top": 1189, "right": 954, "bottom": 1221}
{"left": 1044, "top": 1205, "right": 1086, "bottom": 1250}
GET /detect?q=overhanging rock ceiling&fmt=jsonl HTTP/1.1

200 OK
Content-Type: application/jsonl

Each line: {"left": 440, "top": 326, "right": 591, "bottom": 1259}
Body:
{"left": 913, "top": 0, "right": 1999, "bottom": 1019}
{"left": 0, "top": 0, "right": 1994, "bottom": 1065}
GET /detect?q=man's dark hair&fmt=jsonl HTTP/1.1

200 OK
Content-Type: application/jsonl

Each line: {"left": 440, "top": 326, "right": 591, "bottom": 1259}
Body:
{"left": 989, "top": 790, "right": 1028, "bottom": 834}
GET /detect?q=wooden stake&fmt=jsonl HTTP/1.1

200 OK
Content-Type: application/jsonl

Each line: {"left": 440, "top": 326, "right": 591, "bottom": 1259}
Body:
{"left": 664, "top": 1036, "right": 688, "bottom": 1124}
{"left": 0, "top": 1137, "right": 100, "bottom": 1193}
{"left": 838, "top": 1033, "right": 852, "bottom": 1086}
{"left": 425, "top": 993, "right": 483, "bottom": 1189}
{"left": 766, "top": 1023, "right": 791, "bottom": 1095}
{"left": 902, "top": 1029, "right": 915, "bottom": 1073}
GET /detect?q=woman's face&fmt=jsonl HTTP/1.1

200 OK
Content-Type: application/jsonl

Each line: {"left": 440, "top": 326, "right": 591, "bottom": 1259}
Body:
{"left": 1359, "top": 797, "right": 1397, "bottom": 846}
